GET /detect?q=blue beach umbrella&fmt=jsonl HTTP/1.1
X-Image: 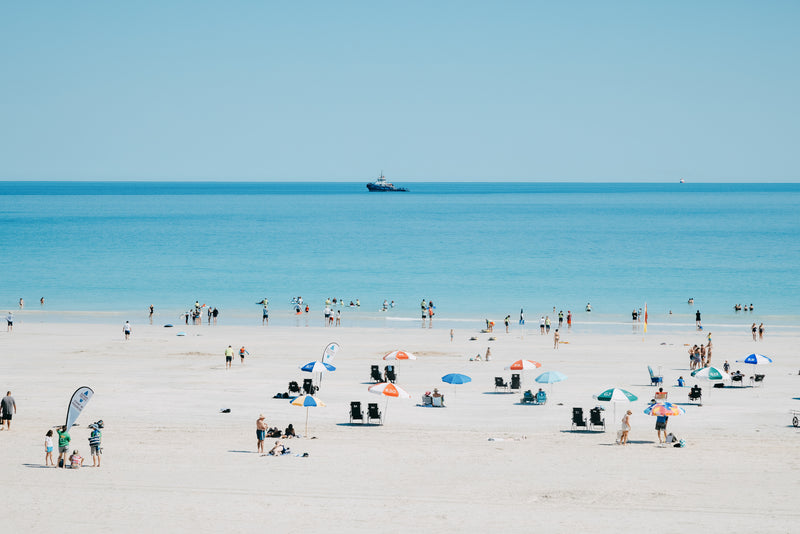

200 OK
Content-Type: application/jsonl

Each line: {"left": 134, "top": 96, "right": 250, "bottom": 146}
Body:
{"left": 441, "top": 373, "right": 472, "bottom": 385}
{"left": 535, "top": 371, "right": 567, "bottom": 397}
{"left": 737, "top": 353, "right": 773, "bottom": 365}
{"left": 441, "top": 373, "right": 471, "bottom": 400}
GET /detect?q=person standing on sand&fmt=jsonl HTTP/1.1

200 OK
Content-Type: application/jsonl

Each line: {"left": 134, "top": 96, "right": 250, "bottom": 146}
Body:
{"left": 545, "top": 316, "right": 551, "bottom": 334}
{"left": 567, "top": 311, "right": 572, "bottom": 328}
{"left": 1, "top": 391, "right": 16, "bottom": 430}
{"left": 6, "top": 311, "right": 13, "bottom": 332}
{"left": 256, "top": 414, "right": 267, "bottom": 453}
{"left": 88, "top": 424, "right": 102, "bottom": 467}
{"left": 225, "top": 345, "right": 234, "bottom": 369}
{"left": 558, "top": 310, "right": 564, "bottom": 328}
{"left": 656, "top": 414, "right": 668, "bottom": 445}
{"left": 485, "top": 347, "right": 491, "bottom": 361}
{"left": 262, "top": 304, "right": 269, "bottom": 325}
{"left": 758, "top": 323, "right": 765, "bottom": 340}
{"left": 519, "top": 309, "right": 524, "bottom": 325}
{"left": 539, "top": 316, "right": 545, "bottom": 335}
{"left": 695, "top": 310, "right": 702, "bottom": 330}
{"left": 45, "top": 429, "right": 55, "bottom": 466}
{"left": 123, "top": 321, "right": 131, "bottom": 340}
{"left": 751, "top": 323, "right": 757, "bottom": 341}
{"left": 57, "top": 425, "right": 70, "bottom": 467}
{"left": 19, "top": 298, "right": 24, "bottom": 309}
{"left": 504, "top": 315, "right": 510, "bottom": 333}
{"left": 553, "top": 329, "right": 560, "bottom": 349}
{"left": 450, "top": 329, "right": 454, "bottom": 342}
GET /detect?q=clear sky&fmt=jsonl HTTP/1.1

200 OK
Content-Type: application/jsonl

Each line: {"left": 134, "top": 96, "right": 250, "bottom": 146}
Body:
{"left": 1, "top": 1, "right": 798, "bottom": 182}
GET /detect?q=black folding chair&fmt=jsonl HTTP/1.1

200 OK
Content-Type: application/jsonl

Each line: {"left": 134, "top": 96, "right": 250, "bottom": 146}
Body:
{"left": 370, "top": 365, "right": 382, "bottom": 382}
{"left": 367, "top": 403, "right": 383, "bottom": 425}
{"left": 495, "top": 376, "right": 508, "bottom": 391}
{"left": 589, "top": 408, "right": 605, "bottom": 430}
{"left": 572, "top": 407, "right": 588, "bottom": 429}
{"left": 350, "top": 401, "right": 364, "bottom": 424}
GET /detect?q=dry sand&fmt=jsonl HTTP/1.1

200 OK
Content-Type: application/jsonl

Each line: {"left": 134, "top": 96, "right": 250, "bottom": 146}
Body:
{"left": 1, "top": 320, "right": 798, "bottom": 533}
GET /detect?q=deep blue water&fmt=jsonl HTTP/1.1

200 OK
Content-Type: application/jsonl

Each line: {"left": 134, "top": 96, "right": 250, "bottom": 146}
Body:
{"left": 1, "top": 182, "right": 798, "bottom": 327}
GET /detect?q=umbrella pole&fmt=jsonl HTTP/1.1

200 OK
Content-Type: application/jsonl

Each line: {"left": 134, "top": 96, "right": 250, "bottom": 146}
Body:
{"left": 305, "top": 407, "right": 309, "bottom": 436}
{"left": 385, "top": 399, "right": 389, "bottom": 423}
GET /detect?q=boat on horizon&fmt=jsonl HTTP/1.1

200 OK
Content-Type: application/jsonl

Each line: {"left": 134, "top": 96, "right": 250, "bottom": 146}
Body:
{"left": 366, "top": 173, "right": 408, "bottom": 192}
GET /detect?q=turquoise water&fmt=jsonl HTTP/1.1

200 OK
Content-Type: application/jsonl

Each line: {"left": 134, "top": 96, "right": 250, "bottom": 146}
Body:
{"left": 1, "top": 182, "right": 798, "bottom": 328}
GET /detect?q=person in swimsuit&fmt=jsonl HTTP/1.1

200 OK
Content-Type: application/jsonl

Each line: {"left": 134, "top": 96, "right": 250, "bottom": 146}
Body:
{"left": 620, "top": 411, "right": 632, "bottom": 445}
{"left": 256, "top": 414, "right": 267, "bottom": 453}
{"left": 225, "top": 345, "right": 234, "bottom": 369}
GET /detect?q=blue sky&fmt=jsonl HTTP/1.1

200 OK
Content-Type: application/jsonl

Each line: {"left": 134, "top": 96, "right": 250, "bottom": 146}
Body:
{"left": 1, "top": 1, "right": 798, "bottom": 182}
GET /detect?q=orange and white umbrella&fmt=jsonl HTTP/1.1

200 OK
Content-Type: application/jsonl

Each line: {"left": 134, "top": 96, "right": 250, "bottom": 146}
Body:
{"left": 368, "top": 382, "right": 412, "bottom": 398}
{"left": 383, "top": 350, "right": 417, "bottom": 360}
{"left": 504, "top": 359, "right": 542, "bottom": 371}
{"left": 368, "top": 382, "right": 411, "bottom": 423}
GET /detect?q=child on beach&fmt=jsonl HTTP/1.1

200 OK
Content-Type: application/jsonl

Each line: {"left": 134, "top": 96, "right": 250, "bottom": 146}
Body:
{"left": 45, "top": 430, "right": 55, "bottom": 466}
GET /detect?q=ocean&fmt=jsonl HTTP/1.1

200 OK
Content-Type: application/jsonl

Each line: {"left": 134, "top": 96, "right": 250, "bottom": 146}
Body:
{"left": 1, "top": 182, "right": 798, "bottom": 330}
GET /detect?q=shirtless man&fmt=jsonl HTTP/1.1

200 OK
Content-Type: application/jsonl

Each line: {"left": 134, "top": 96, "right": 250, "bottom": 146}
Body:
{"left": 256, "top": 414, "right": 267, "bottom": 453}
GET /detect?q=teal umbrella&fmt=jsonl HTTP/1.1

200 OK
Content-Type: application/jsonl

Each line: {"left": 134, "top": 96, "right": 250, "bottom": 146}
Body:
{"left": 594, "top": 388, "right": 638, "bottom": 425}
{"left": 535, "top": 371, "right": 567, "bottom": 396}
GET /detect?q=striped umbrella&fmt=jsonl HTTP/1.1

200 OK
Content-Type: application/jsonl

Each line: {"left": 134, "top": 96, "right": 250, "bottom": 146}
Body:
{"left": 289, "top": 395, "right": 325, "bottom": 436}
{"left": 738, "top": 353, "right": 772, "bottom": 365}
{"left": 300, "top": 361, "right": 336, "bottom": 373}
{"left": 594, "top": 388, "right": 638, "bottom": 425}
{"left": 691, "top": 366, "right": 729, "bottom": 381}
{"left": 504, "top": 359, "right": 542, "bottom": 370}
{"left": 595, "top": 388, "right": 638, "bottom": 402}
{"left": 383, "top": 350, "right": 417, "bottom": 360}
{"left": 643, "top": 402, "right": 685, "bottom": 416}
{"left": 368, "top": 382, "right": 411, "bottom": 423}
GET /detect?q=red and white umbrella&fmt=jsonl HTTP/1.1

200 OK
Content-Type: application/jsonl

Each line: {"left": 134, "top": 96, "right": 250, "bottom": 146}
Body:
{"left": 383, "top": 350, "right": 417, "bottom": 360}
{"left": 368, "top": 382, "right": 411, "bottom": 423}
{"left": 504, "top": 359, "right": 542, "bottom": 371}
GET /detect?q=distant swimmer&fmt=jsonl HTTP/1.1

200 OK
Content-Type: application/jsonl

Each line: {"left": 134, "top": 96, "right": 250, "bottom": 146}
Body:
{"left": 18, "top": 298, "right": 23, "bottom": 309}
{"left": 40, "top": 297, "right": 45, "bottom": 306}
{"left": 687, "top": 298, "right": 694, "bottom": 305}
{"left": 585, "top": 303, "right": 592, "bottom": 312}
{"left": 390, "top": 300, "right": 395, "bottom": 308}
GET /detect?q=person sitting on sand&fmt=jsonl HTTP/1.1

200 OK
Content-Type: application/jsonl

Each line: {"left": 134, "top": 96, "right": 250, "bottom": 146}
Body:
{"left": 431, "top": 388, "right": 442, "bottom": 398}
{"left": 284, "top": 424, "right": 296, "bottom": 438}
{"left": 269, "top": 441, "right": 286, "bottom": 456}
{"left": 69, "top": 449, "right": 84, "bottom": 469}
{"left": 677, "top": 376, "right": 685, "bottom": 387}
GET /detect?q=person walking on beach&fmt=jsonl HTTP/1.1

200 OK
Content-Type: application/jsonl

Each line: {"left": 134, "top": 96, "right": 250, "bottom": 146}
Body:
{"left": 88, "top": 424, "right": 102, "bottom": 467}
{"left": 758, "top": 323, "right": 765, "bottom": 340}
{"left": 212, "top": 307, "right": 219, "bottom": 324}
{"left": 149, "top": 305, "right": 154, "bottom": 322}
{"left": 450, "top": 329, "right": 454, "bottom": 342}
{"left": 504, "top": 315, "right": 510, "bottom": 333}
{"left": 45, "top": 429, "right": 55, "bottom": 466}
{"left": 57, "top": 425, "right": 71, "bottom": 467}
{"left": 567, "top": 311, "right": 572, "bottom": 328}
{"left": 336, "top": 309, "right": 341, "bottom": 326}
{"left": 539, "top": 316, "right": 545, "bottom": 335}
{"left": 545, "top": 316, "right": 551, "bottom": 334}
{"left": 123, "top": 321, "right": 131, "bottom": 340}
{"left": 225, "top": 345, "right": 234, "bottom": 369}
{"left": 262, "top": 303, "right": 269, "bottom": 325}
{"left": 6, "top": 311, "right": 13, "bottom": 332}
{"left": 553, "top": 329, "right": 560, "bottom": 349}
{"left": 1, "top": 392, "right": 16, "bottom": 430}
{"left": 239, "top": 346, "right": 249, "bottom": 364}
{"left": 558, "top": 310, "right": 564, "bottom": 328}
{"left": 256, "top": 414, "right": 267, "bottom": 453}
{"left": 695, "top": 310, "right": 702, "bottom": 330}
{"left": 620, "top": 410, "right": 632, "bottom": 445}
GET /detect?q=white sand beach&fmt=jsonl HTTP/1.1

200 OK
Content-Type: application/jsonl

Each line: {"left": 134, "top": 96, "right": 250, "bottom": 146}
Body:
{"left": 1, "top": 320, "right": 798, "bottom": 533}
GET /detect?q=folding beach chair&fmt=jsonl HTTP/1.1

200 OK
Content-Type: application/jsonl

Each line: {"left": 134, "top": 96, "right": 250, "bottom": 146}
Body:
{"left": 648, "top": 365, "right": 663, "bottom": 386}
{"left": 349, "top": 401, "right": 364, "bottom": 424}
{"left": 520, "top": 390, "right": 534, "bottom": 404}
{"left": 572, "top": 407, "right": 588, "bottom": 430}
{"left": 495, "top": 377, "right": 508, "bottom": 392}
{"left": 370, "top": 365, "right": 382, "bottom": 383}
{"left": 589, "top": 408, "right": 605, "bottom": 431}
{"left": 288, "top": 381, "right": 301, "bottom": 394}
{"left": 385, "top": 365, "right": 397, "bottom": 383}
{"left": 367, "top": 403, "right": 383, "bottom": 425}
{"left": 688, "top": 385, "right": 702, "bottom": 403}
{"left": 510, "top": 374, "right": 521, "bottom": 391}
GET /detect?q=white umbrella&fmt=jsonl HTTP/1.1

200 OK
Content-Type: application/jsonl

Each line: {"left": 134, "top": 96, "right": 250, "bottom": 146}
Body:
{"left": 368, "top": 382, "right": 411, "bottom": 423}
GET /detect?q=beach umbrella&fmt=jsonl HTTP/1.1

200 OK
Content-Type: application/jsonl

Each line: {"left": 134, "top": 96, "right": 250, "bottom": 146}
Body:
{"left": 300, "top": 360, "right": 336, "bottom": 388}
{"left": 535, "top": 371, "right": 567, "bottom": 396}
{"left": 535, "top": 371, "right": 567, "bottom": 384}
{"left": 736, "top": 353, "right": 773, "bottom": 384}
{"left": 441, "top": 373, "right": 472, "bottom": 385}
{"left": 594, "top": 388, "right": 638, "bottom": 425}
{"left": 691, "top": 366, "right": 729, "bottom": 402}
{"left": 504, "top": 359, "right": 542, "bottom": 370}
{"left": 368, "top": 382, "right": 412, "bottom": 422}
{"left": 289, "top": 395, "right": 325, "bottom": 436}
{"left": 383, "top": 350, "right": 417, "bottom": 360}
{"left": 441, "top": 373, "right": 471, "bottom": 400}
{"left": 300, "top": 361, "right": 336, "bottom": 373}
{"left": 643, "top": 402, "right": 685, "bottom": 416}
